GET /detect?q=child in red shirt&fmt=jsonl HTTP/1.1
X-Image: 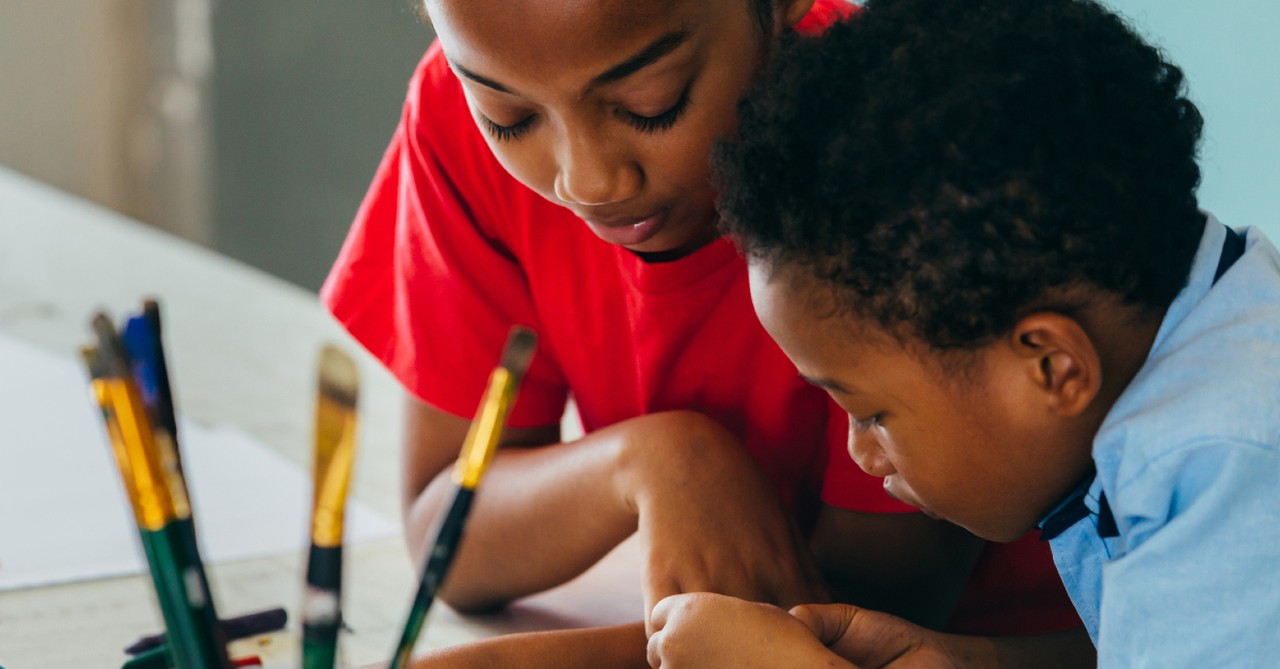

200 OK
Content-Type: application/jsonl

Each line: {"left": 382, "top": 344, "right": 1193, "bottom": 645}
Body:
{"left": 323, "top": 0, "right": 1084, "bottom": 662}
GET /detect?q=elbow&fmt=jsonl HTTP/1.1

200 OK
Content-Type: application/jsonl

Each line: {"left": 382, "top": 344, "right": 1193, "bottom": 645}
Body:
{"left": 403, "top": 529, "right": 513, "bottom": 615}
{"left": 437, "top": 587, "right": 510, "bottom": 615}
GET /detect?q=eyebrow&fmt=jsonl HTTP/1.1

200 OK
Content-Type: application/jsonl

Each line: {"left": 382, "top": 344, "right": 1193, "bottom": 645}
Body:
{"left": 450, "top": 28, "right": 692, "bottom": 97}
{"left": 588, "top": 28, "right": 692, "bottom": 90}
{"left": 453, "top": 63, "right": 515, "bottom": 95}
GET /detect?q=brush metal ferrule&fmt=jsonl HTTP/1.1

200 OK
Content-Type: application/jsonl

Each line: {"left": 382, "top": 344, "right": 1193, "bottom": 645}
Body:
{"left": 311, "top": 346, "right": 359, "bottom": 548}
{"left": 453, "top": 368, "right": 514, "bottom": 489}
{"left": 98, "top": 377, "right": 178, "bottom": 531}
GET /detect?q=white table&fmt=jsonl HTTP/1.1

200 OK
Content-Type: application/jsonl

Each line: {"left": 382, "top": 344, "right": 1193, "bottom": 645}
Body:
{"left": 0, "top": 167, "right": 641, "bottom": 668}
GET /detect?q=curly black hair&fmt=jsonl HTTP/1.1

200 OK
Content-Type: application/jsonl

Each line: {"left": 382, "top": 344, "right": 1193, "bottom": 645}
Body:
{"left": 716, "top": 0, "right": 1206, "bottom": 350}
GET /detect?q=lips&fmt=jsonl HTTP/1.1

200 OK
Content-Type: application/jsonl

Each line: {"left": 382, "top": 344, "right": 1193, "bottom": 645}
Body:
{"left": 884, "top": 477, "right": 938, "bottom": 518}
{"left": 583, "top": 209, "right": 668, "bottom": 247}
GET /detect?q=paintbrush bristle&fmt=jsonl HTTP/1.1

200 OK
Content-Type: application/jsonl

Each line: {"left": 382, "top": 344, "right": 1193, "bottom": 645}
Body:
{"left": 143, "top": 299, "right": 163, "bottom": 332}
{"left": 317, "top": 344, "right": 359, "bottom": 408}
{"left": 498, "top": 326, "right": 537, "bottom": 381}
{"left": 90, "top": 312, "right": 134, "bottom": 379}
{"left": 81, "top": 346, "right": 107, "bottom": 380}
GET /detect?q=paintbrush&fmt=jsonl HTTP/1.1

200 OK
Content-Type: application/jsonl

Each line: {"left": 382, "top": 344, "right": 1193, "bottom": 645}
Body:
{"left": 386, "top": 326, "right": 537, "bottom": 669}
{"left": 119, "top": 305, "right": 229, "bottom": 669}
{"left": 302, "top": 345, "right": 360, "bottom": 669}
{"left": 85, "top": 312, "right": 232, "bottom": 669}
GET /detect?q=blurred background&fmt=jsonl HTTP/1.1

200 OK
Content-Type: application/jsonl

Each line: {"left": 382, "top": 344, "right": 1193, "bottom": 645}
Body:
{"left": 0, "top": 0, "right": 1275, "bottom": 292}
{"left": 0, "top": 0, "right": 433, "bottom": 291}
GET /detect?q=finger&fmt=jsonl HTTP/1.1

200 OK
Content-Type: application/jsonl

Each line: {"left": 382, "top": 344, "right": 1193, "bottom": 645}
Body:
{"left": 644, "top": 572, "right": 681, "bottom": 635}
{"left": 646, "top": 630, "right": 665, "bottom": 668}
{"left": 790, "top": 603, "right": 855, "bottom": 645}
{"left": 793, "top": 604, "right": 929, "bottom": 668}
{"left": 648, "top": 593, "right": 685, "bottom": 636}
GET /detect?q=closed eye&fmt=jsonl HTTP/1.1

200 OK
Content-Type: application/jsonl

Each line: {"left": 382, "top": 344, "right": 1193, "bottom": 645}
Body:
{"left": 481, "top": 114, "right": 537, "bottom": 142}
{"left": 623, "top": 84, "right": 692, "bottom": 134}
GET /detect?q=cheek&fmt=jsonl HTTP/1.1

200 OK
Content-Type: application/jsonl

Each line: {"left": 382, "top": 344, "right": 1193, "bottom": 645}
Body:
{"left": 641, "top": 51, "right": 759, "bottom": 190}
{"left": 628, "top": 103, "right": 727, "bottom": 195}
{"left": 875, "top": 431, "right": 949, "bottom": 501}
{"left": 482, "top": 134, "right": 559, "bottom": 198}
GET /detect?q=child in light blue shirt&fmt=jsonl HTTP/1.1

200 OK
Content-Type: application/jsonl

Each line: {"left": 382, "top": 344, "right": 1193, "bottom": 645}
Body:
{"left": 1042, "top": 216, "right": 1280, "bottom": 664}
{"left": 645, "top": 0, "right": 1280, "bottom": 666}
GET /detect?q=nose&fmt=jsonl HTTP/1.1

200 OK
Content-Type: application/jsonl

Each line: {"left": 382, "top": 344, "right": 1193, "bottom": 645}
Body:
{"left": 848, "top": 420, "right": 896, "bottom": 478}
{"left": 553, "top": 128, "right": 642, "bottom": 206}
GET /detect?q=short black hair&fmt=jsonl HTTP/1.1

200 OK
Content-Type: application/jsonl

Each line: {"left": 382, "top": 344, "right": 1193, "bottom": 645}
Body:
{"left": 716, "top": 0, "right": 1206, "bottom": 350}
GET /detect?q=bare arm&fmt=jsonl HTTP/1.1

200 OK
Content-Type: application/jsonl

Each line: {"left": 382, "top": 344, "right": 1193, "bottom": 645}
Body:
{"left": 401, "top": 623, "right": 649, "bottom": 669}
{"left": 403, "top": 399, "right": 825, "bottom": 617}
{"left": 407, "top": 395, "right": 1011, "bottom": 627}
{"left": 402, "top": 397, "right": 637, "bottom": 612}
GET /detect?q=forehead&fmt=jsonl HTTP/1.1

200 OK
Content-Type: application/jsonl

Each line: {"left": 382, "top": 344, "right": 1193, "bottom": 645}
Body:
{"left": 749, "top": 261, "right": 910, "bottom": 365}
{"left": 749, "top": 261, "right": 855, "bottom": 360}
{"left": 749, "top": 261, "right": 835, "bottom": 322}
{"left": 426, "top": 0, "right": 729, "bottom": 89}
{"left": 748, "top": 261, "right": 981, "bottom": 399}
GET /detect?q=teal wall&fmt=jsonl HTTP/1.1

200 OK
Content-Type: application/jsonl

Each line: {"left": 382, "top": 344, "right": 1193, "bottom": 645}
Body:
{"left": 1102, "top": 1, "right": 1279, "bottom": 239}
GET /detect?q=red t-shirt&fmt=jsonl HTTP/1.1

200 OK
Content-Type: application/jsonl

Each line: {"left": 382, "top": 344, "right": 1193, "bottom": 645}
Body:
{"left": 322, "top": 0, "right": 1079, "bottom": 635}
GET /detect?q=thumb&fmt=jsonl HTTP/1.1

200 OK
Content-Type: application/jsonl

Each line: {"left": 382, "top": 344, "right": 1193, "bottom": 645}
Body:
{"left": 790, "top": 603, "right": 858, "bottom": 645}
{"left": 790, "top": 604, "right": 929, "bottom": 668}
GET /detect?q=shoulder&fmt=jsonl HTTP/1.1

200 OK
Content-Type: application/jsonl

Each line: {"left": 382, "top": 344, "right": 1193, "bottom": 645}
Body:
{"left": 1098, "top": 227, "right": 1280, "bottom": 468}
{"left": 1094, "top": 231, "right": 1280, "bottom": 541}
{"left": 402, "top": 41, "right": 479, "bottom": 147}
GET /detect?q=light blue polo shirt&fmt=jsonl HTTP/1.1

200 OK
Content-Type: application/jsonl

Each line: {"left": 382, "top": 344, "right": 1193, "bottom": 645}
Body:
{"left": 1045, "top": 216, "right": 1280, "bottom": 666}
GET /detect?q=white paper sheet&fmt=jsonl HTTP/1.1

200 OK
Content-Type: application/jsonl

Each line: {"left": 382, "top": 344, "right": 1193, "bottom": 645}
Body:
{"left": 0, "top": 332, "right": 397, "bottom": 591}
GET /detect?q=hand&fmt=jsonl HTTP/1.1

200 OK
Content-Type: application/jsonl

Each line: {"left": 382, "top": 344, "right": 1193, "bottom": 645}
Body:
{"left": 616, "top": 411, "right": 827, "bottom": 633}
{"left": 647, "top": 593, "right": 852, "bottom": 669}
{"left": 791, "top": 603, "right": 966, "bottom": 669}
{"left": 389, "top": 624, "right": 651, "bottom": 669}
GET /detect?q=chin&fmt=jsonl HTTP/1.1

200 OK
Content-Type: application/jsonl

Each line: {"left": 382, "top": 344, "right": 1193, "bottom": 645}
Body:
{"left": 636, "top": 227, "right": 715, "bottom": 256}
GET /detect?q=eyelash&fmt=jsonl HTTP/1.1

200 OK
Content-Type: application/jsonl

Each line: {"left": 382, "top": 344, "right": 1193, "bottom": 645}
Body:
{"left": 479, "top": 85, "right": 694, "bottom": 143}
{"left": 481, "top": 115, "right": 536, "bottom": 143}
{"left": 623, "top": 86, "right": 693, "bottom": 134}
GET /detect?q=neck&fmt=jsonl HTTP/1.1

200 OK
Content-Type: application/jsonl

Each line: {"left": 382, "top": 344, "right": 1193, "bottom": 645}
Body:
{"left": 1078, "top": 298, "right": 1166, "bottom": 427}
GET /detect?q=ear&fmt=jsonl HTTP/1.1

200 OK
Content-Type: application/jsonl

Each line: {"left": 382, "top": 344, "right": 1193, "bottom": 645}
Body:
{"left": 1009, "top": 313, "right": 1102, "bottom": 418}
{"left": 776, "top": 0, "right": 818, "bottom": 30}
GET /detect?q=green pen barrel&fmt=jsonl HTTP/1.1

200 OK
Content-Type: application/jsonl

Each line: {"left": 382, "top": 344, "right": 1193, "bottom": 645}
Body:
{"left": 140, "top": 522, "right": 232, "bottom": 669}
{"left": 173, "top": 517, "right": 229, "bottom": 664}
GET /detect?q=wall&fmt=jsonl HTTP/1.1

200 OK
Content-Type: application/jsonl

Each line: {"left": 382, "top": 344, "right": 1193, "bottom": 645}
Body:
{"left": 209, "top": 1, "right": 433, "bottom": 290}
{"left": 0, "top": 1, "right": 152, "bottom": 225}
{"left": 0, "top": 0, "right": 432, "bottom": 291}
{"left": 1103, "top": 0, "right": 1280, "bottom": 240}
